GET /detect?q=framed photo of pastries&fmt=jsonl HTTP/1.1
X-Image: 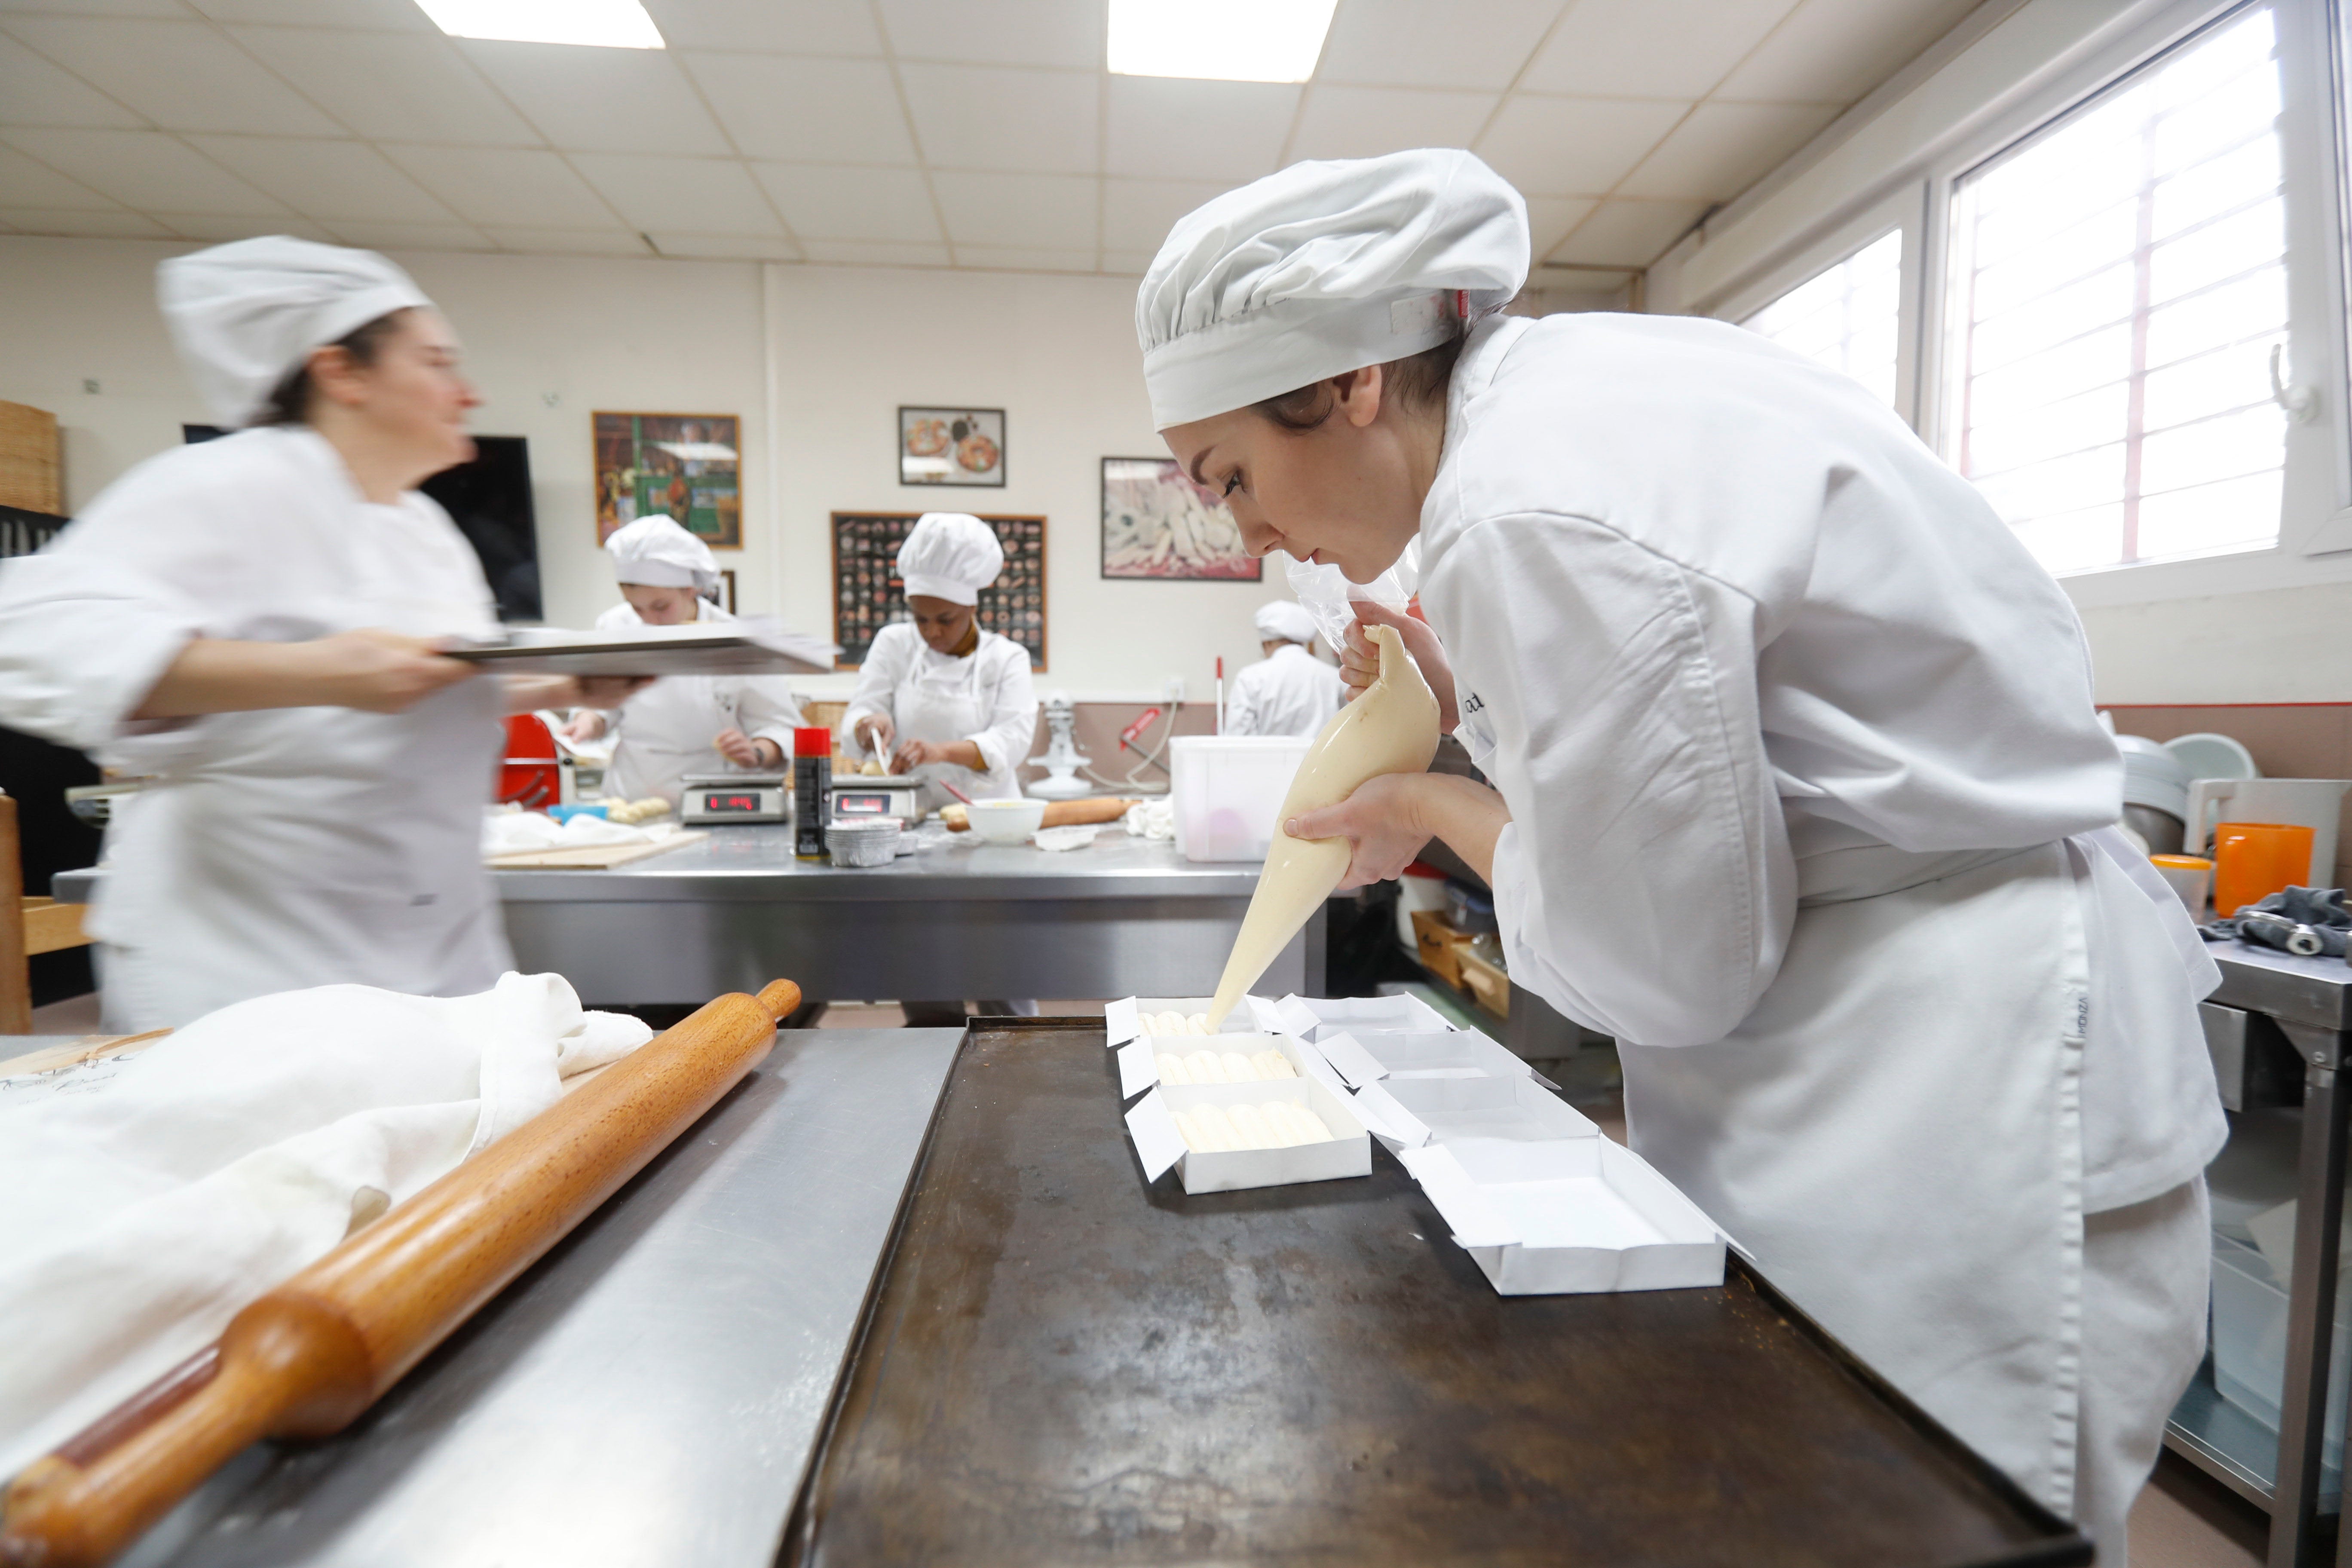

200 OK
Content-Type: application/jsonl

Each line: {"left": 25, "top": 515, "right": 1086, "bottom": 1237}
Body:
{"left": 831, "top": 511, "right": 1046, "bottom": 670}
{"left": 899, "top": 406, "right": 1005, "bottom": 487}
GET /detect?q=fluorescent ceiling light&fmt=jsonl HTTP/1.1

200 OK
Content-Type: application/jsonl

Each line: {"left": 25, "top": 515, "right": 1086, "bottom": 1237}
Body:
{"left": 414, "top": 0, "right": 665, "bottom": 49}
{"left": 1107, "top": 0, "right": 1337, "bottom": 83}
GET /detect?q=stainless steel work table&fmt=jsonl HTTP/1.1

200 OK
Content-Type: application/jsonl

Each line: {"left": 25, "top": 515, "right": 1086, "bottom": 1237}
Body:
{"left": 110, "top": 1026, "right": 965, "bottom": 1568}
{"left": 54, "top": 825, "right": 1318, "bottom": 1007}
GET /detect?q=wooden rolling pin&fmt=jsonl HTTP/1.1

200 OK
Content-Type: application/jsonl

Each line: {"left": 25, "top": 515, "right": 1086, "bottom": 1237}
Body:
{"left": 0, "top": 979, "right": 801, "bottom": 1568}
{"left": 938, "top": 796, "right": 1137, "bottom": 832}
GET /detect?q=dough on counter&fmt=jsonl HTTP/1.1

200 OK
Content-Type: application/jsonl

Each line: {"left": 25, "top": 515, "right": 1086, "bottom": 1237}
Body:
{"left": 1156, "top": 1053, "right": 1190, "bottom": 1086}
{"left": 1250, "top": 1049, "right": 1295, "bottom": 1080}
{"left": 1183, "top": 1049, "right": 1226, "bottom": 1085}
{"left": 1227, "top": 1104, "right": 1277, "bottom": 1150}
{"left": 1186, "top": 1013, "right": 1211, "bottom": 1035}
{"left": 1219, "top": 1050, "right": 1256, "bottom": 1084}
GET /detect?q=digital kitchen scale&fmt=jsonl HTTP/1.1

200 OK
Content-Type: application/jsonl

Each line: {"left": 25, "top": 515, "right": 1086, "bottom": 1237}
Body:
{"left": 680, "top": 772, "right": 789, "bottom": 825}
{"left": 829, "top": 775, "right": 927, "bottom": 821}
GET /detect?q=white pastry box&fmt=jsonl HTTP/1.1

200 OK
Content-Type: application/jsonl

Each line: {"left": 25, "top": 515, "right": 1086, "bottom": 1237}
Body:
{"left": 1124, "top": 1069, "right": 1372, "bottom": 1194}
{"left": 1103, "top": 995, "right": 1289, "bottom": 1047}
{"left": 1352, "top": 1073, "right": 1599, "bottom": 1151}
{"left": 1273, "top": 992, "right": 1456, "bottom": 1041}
{"left": 1314, "top": 1027, "right": 1532, "bottom": 1089}
{"left": 1113, "top": 1029, "right": 1348, "bottom": 1103}
{"left": 1399, "top": 1137, "right": 1726, "bottom": 1295}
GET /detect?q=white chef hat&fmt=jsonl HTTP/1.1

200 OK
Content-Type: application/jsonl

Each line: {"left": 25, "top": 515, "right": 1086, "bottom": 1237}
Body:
{"left": 896, "top": 512, "right": 1002, "bottom": 606}
{"left": 1254, "top": 600, "right": 1316, "bottom": 645}
{"left": 606, "top": 515, "right": 720, "bottom": 597}
{"left": 157, "top": 235, "right": 434, "bottom": 428}
{"left": 1135, "top": 149, "right": 1529, "bottom": 431}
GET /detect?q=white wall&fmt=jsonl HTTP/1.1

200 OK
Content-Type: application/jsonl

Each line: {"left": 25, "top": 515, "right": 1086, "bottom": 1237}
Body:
{"left": 0, "top": 236, "right": 1276, "bottom": 701}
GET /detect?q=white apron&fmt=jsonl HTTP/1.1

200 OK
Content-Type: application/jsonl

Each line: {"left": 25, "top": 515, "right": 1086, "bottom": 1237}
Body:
{"left": 844, "top": 623, "right": 1036, "bottom": 814}
{"left": 592, "top": 602, "right": 803, "bottom": 804}
{"left": 896, "top": 652, "right": 1010, "bottom": 813}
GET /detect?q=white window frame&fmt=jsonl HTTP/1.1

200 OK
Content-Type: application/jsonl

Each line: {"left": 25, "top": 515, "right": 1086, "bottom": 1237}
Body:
{"left": 1910, "top": 0, "right": 2352, "bottom": 606}
{"left": 1715, "top": 188, "right": 1927, "bottom": 430}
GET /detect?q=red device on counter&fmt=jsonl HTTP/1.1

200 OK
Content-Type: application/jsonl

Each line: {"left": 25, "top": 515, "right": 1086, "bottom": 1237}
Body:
{"left": 499, "top": 713, "right": 560, "bottom": 808}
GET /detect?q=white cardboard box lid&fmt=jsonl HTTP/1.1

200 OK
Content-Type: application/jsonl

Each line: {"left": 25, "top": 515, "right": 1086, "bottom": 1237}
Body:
{"left": 1124, "top": 1087, "right": 1187, "bottom": 1182}
{"left": 1318, "top": 1028, "right": 1531, "bottom": 1087}
{"left": 1401, "top": 1139, "right": 1724, "bottom": 1258}
{"left": 1116, "top": 1039, "right": 1156, "bottom": 1099}
{"left": 1277, "top": 992, "right": 1456, "bottom": 1040}
{"left": 1104, "top": 995, "right": 1286, "bottom": 1047}
{"left": 1375, "top": 1073, "right": 1599, "bottom": 1143}
{"left": 1349, "top": 1079, "right": 1433, "bottom": 1149}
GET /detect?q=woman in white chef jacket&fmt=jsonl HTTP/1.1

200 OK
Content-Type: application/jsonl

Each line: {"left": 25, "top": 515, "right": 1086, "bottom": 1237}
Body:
{"left": 1138, "top": 151, "right": 2222, "bottom": 1563}
{"left": 0, "top": 237, "right": 634, "bottom": 1032}
{"left": 561, "top": 516, "right": 804, "bottom": 803}
{"left": 843, "top": 512, "right": 1039, "bottom": 813}
{"left": 1224, "top": 600, "right": 1342, "bottom": 739}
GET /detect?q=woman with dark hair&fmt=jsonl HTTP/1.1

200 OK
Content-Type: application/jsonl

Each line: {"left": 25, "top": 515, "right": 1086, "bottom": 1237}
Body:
{"left": 0, "top": 236, "right": 635, "bottom": 1030}
{"left": 1139, "top": 150, "right": 2223, "bottom": 1565}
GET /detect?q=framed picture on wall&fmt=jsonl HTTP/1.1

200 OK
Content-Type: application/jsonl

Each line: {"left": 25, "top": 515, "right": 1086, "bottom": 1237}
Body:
{"left": 899, "top": 406, "right": 1005, "bottom": 487}
{"left": 831, "top": 511, "right": 1045, "bottom": 670}
{"left": 714, "top": 568, "right": 736, "bottom": 616}
{"left": 1099, "top": 456, "right": 1260, "bottom": 580}
{"left": 594, "top": 412, "right": 742, "bottom": 548}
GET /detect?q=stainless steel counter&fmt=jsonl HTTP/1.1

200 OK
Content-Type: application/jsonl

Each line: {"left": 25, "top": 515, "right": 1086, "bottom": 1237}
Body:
{"left": 117, "top": 1026, "right": 965, "bottom": 1568}
{"left": 53, "top": 825, "right": 1317, "bottom": 1006}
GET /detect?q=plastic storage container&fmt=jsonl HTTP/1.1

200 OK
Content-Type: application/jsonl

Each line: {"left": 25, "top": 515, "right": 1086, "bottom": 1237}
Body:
{"left": 2210, "top": 1230, "right": 2351, "bottom": 1466}
{"left": 1169, "top": 735, "right": 1312, "bottom": 862}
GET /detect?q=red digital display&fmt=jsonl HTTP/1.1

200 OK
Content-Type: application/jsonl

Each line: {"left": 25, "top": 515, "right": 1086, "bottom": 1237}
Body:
{"left": 702, "top": 793, "right": 760, "bottom": 813}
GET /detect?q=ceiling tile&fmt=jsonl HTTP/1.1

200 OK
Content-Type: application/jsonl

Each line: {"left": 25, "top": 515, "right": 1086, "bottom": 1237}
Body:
{"left": 1316, "top": 0, "right": 1563, "bottom": 90}
{"left": 1520, "top": 0, "right": 1798, "bottom": 99}
{"left": 898, "top": 62, "right": 1096, "bottom": 174}
{"left": 322, "top": 218, "right": 494, "bottom": 251}
{"left": 753, "top": 162, "right": 938, "bottom": 242}
{"left": 380, "top": 145, "right": 621, "bottom": 227}
{"left": 0, "top": 206, "right": 172, "bottom": 235}
{"left": 1474, "top": 94, "right": 1686, "bottom": 195}
{"left": 0, "top": 33, "right": 147, "bottom": 128}
{"left": 1525, "top": 193, "right": 1599, "bottom": 254}
{"left": 1, "top": 127, "right": 286, "bottom": 212}
{"left": 228, "top": 28, "right": 542, "bottom": 146}
{"left": 1548, "top": 195, "right": 1706, "bottom": 264}
{"left": 800, "top": 238, "right": 950, "bottom": 266}
{"left": 571, "top": 153, "right": 783, "bottom": 235}
{"left": 0, "top": 139, "right": 115, "bottom": 207}
{"left": 153, "top": 210, "right": 337, "bottom": 241}
{"left": 1614, "top": 98, "right": 1840, "bottom": 200}
{"left": 0, "top": 16, "right": 343, "bottom": 135}
{"left": 930, "top": 169, "right": 1095, "bottom": 248}
{"left": 186, "top": 0, "right": 433, "bottom": 27}
{"left": 954, "top": 243, "right": 1094, "bottom": 273}
{"left": 1717, "top": 0, "right": 1979, "bottom": 104}
{"left": 479, "top": 225, "right": 654, "bottom": 256}
{"left": 1100, "top": 175, "right": 1225, "bottom": 251}
{"left": 1106, "top": 77, "right": 1296, "bottom": 181}
{"left": 641, "top": 0, "right": 883, "bottom": 54}
{"left": 458, "top": 40, "right": 731, "bottom": 156}
{"left": 1286, "top": 85, "right": 1496, "bottom": 162}
{"left": 647, "top": 231, "right": 803, "bottom": 260}
{"left": 184, "top": 135, "right": 458, "bottom": 222}
{"left": 684, "top": 54, "right": 916, "bottom": 164}
{"left": 879, "top": 0, "right": 1100, "bottom": 69}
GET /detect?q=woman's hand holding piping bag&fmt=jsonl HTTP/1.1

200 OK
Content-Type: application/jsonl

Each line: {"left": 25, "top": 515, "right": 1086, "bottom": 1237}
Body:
{"left": 1342, "top": 601, "right": 1457, "bottom": 732}
{"left": 1287, "top": 771, "right": 1509, "bottom": 891}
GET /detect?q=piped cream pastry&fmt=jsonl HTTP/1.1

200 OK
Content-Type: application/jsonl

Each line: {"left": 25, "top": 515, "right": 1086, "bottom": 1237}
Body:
{"left": 1156, "top": 1052, "right": 1191, "bottom": 1085}
{"left": 1219, "top": 1050, "right": 1256, "bottom": 1083}
{"left": 1250, "top": 1049, "right": 1295, "bottom": 1080}
{"left": 1289, "top": 1104, "right": 1335, "bottom": 1143}
{"left": 1186, "top": 1013, "right": 1211, "bottom": 1035}
{"left": 1205, "top": 623, "right": 1438, "bottom": 1029}
{"left": 1192, "top": 1103, "right": 1242, "bottom": 1152}
{"left": 1227, "top": 1104, "right": 1276, "bottom": 1149}
{"left": 1171, "top": 1107, "right": 1213, "bottom": 1152}
{"left": 1183, "top": 1049, "right": 1226, "bottom": 1085}
{"left": 1155, "top": 1010, "right": 1189, "bottom": 1037}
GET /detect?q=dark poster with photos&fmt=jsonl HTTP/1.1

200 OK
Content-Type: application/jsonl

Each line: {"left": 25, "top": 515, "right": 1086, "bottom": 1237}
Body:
{"left": 830, "top": 511, "right": 1046, "bottom": 670}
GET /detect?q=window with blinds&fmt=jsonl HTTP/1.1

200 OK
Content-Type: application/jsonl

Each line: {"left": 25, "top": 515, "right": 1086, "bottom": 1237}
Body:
{"left": 1946, "top": 6, "right": 2287, "bottom": 575}
{"left": 1742, "top": 229, "right": 1904, "bottom": 408}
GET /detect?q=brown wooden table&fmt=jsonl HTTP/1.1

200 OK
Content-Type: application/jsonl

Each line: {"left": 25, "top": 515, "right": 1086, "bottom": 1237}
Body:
{"left": 782, "top": 1019, "right": 2090, "bottom": 1567}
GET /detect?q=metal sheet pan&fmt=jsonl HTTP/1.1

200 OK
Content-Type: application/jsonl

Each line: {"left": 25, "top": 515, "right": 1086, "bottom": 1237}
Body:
{"left": 448, "top": 625, "right": 836, "bottom": 677}
{"left": 783, "top": 1019, "right": 2090, "bottom": 1568}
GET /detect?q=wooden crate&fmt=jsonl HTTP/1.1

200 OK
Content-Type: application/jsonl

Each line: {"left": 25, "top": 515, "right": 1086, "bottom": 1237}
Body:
{"left": 1458, "top": 949, "right": 1510, "bottom": 1019}
{"left": 0, "top": 402, "right": 61, "bottom": 515}
{"left": 1411, "top": 908, "right": 1470, "bottom": 989}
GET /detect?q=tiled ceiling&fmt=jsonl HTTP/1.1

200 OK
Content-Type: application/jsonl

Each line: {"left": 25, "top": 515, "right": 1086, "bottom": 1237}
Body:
{"left": 0, "top": 0, "right": 1984, "bottom": 276}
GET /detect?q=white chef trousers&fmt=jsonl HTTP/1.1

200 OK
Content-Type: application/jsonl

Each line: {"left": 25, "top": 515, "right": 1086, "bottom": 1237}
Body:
{"left": 2074, "top": 1176, "right": 2210, "bottom": 1568}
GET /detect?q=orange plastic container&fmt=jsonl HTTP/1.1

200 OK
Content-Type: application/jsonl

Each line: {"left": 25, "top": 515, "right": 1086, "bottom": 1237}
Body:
{"left": 2213, "top": 822, "right": 2316, "bottom": 918}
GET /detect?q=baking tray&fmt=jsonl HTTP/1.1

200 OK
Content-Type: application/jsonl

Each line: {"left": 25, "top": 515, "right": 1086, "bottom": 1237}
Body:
{"left": 447, "top": 624, "right": 837, "bottom": 678}
{"left": 780, "top": 1019, "right": 2090, "bottom": 1567}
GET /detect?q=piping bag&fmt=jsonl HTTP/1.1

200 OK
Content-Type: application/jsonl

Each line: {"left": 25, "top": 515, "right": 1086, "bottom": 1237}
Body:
{"left": 1204, "top": 623, "right": 1440, "bottom": 1028}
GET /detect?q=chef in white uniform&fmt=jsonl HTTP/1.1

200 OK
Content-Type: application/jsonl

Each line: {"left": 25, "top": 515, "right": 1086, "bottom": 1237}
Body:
{"left": 1137, "top": 151, "right": 2222, "bottom": 1564}
{"left": 844, "top": 512, "right": 1039, "bottom": 814}
{"left": 561, "top": 516, "right": 804, "bottom": 804}
{"left": 1225, "top": 600, "right": 1342, "bottom": 738}
{"left": 0, "top": 237, "right": 633, "bottom": 1032}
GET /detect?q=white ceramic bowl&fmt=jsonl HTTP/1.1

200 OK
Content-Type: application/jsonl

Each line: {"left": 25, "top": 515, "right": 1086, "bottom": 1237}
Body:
{"left": 967, "top": 797, "right": 1047, "bottom": 844}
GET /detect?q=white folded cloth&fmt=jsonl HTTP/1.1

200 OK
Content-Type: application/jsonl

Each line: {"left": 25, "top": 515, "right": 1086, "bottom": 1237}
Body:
{"left": 0, "top": 972, "right": 649, "bottom": 1477}
{"left": 482, "top": 808, "right": 675, "bottom": 856}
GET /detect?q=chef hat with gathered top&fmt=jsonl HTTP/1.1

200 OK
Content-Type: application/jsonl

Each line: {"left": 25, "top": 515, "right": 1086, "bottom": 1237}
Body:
{"left": 897, "top": 512, "right": 1003, "bottom": 606}
{"left": 157, "top": 235, "right": 434, "bottom": 429}
{"left": 1254, "top": 600, "right": 1317, "bottom": 646}
{"left": 606, "top": 515, "right": 720, "bottom": 597}
{"left": 1135, "top": 149, "right": 1530, "bottom": 431}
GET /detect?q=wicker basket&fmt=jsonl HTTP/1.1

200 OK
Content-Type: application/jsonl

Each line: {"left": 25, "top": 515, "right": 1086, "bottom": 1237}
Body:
{"left": 0, "top": 401, "right": 61, "bottom": 515}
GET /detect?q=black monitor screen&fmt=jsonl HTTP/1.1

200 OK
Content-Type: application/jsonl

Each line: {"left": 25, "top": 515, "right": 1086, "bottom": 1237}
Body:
{"left": 184, "top": 426, "right": 542, "bottom": 623}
